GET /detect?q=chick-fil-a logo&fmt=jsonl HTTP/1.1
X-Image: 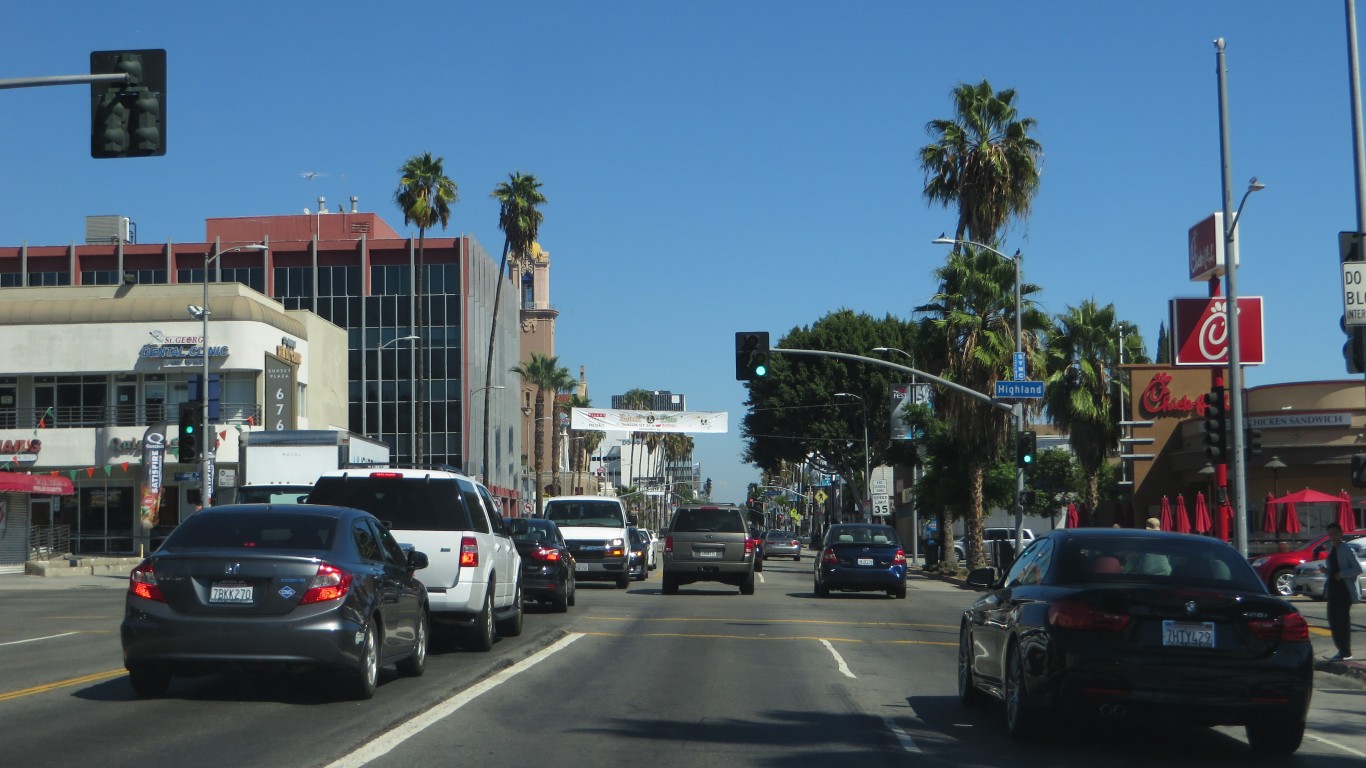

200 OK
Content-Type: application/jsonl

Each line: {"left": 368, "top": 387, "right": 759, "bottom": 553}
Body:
{"left": 1140, "top": 372, "right": 1209, "bottom": 418}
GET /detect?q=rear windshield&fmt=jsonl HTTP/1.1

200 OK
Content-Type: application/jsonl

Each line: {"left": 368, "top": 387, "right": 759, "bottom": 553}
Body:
{"left": 165, "top": 511, "right": 338, "bottom": 551}
{"left": 764, "top": 531, "right": 795, "bottom": 541}
{"left": 544, "top": 500, "right": 626, "bottom": 528}
{"left": 1056, "top": 537, "right": 1264, "bottom": 591}
{"left": 237, "top": 487, "right": 312, "bottom": 504}
{"left": 309, "top": 476, "right": 472, "bottom": 531}
{"left": 505, "top": 518, "right": 556, "bottom": 542}
{"left": 827, "top": 526, "right": 899, "bottom": 546}
{"left": 672, "top": 508, "right": 745, "bottom": 533}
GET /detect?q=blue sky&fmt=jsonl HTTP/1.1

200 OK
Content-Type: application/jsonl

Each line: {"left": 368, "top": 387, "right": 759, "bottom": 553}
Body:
{"left": 1, "top": 2, "right": 1360, "bottom": 505}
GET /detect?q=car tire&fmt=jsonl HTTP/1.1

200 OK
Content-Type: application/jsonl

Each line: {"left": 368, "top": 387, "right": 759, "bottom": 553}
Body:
{"left": 463, "top": 585, "right": 495, "bottom": 652}
{"left": 128, "top": 666, "right": 171, "bottom": 698}
{"left": 396, "top": 610, "right": 428, "bottom": 677}
{"left": 495, "top": 583, "right": 524, "bottom": 638}
{"left": 616, "top": 571, "right": 631, "bottom": 589}
{"left": 740, "top": 570, "right": 756, "bottom": 595}
{"left": 793, "top": 555, "right": 800, "bottom": 561}
{"left": 349, "top": 621, "right": 379, "bottom": 700}
{"left": 892, "top": 584, "right": 907, "bottom": 599}
{"left": 662, "top": 574, "right": 679, "bottom": 595}
{"left": 957, "top": 627, "right": 988, "bottom": 708}
{"left": 1004, "top": 644, "right": 1042, "bottom": 740}
{"left": 1245, "top": 715, "right": 1306, "bottom": 754}
{"left": 552, "top": 582, "right": 570, "bottom": 613}
{"left": 754, "top": 559, "right": 763, "bottom": 573}
{"left": 815, "top": 578, "right": 830, "bottom": 598}
{"left": 567, "top": 575, "right": 577, "bottom": 606}
{"left": 1270, "top": 568, "right": 1296, "bottom": 597}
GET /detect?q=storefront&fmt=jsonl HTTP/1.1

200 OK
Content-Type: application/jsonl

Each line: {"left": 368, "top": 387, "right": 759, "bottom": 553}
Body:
{"left": 0, "top": 471, "right": 75, "bottom": 573}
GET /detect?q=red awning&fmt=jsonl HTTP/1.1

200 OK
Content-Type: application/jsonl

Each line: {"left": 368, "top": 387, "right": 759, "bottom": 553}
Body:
{"left": 0, "top": 471, "right": 75, "bottom": 495}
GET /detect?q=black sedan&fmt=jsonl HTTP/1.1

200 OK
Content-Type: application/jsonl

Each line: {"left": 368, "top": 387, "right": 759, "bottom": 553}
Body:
{"left": 121, "top": 504, "right": 430, "bottom": 700}
{"left": 814, "top": 523, "right": 907, "bottom": 598}
{"left": 505, "top": 517, "right": 576, "bottom": 611}
{"left": 958, "top": 528, "right": 1313, "bottom": 753}
{"left": 628, "top": 527, "right": 651, "bottom": 582}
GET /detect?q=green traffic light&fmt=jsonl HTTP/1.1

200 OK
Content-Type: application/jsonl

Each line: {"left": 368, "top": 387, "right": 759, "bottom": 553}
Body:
{"left": 754, "top": 364, "right": 767, "bottom": 377}
{"left": 184, "top": 424, "right": 195, "bottom": 434}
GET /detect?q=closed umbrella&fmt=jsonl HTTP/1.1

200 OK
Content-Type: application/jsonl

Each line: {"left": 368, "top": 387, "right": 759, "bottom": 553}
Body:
{"left": 1261, "top": 492, "right": 1278, "bottom": 534}
{"left": 1282, "top": 500, "right": 1302, "bottom": 534}
{"left": 1337, "top": 491, "right": 1355, "bottom": 531}
{"left": 1218, "top": 503, "right": 1234, "bottom": 542}
{"left": 1175, "top": 495, "right": 1191, "bottom": 533}
{"left": 1160, "top": 495, "right": 1172, "bottom": 531}
{"left": 1194, "top": 492, "right": 1212, "bottom": 534}
{"left": 1066, "top": 502, "right": 1079, "bottom": 528}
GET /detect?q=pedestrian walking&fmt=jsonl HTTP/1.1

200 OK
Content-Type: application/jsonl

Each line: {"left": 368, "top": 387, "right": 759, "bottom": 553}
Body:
{"left": 1325, "top": 522, "right": 1364, "bottom": 661}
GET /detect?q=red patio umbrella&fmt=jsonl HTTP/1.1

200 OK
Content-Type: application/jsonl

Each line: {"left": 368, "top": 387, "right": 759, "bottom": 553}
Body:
{"left": 1282, "top": 500, "right": 1302, "bottom": 534}
{"left": 1218, "top": 503, "right": 1234, "bottom": 542}
{"left": 1175, "top": 495, "right": 1191, "bottom": 533}
{"left": 1065, "top": 502, "right": 1079, "bottom": 528}
{"left": 1261, "top": 492, "right": 1278, "bottom": 534}
{"left": 1160, "top": 495, "right": 1172, "bottom": 531}
{"left": 1194, "top": 492, "right": 1212, "bottom": 534}
{"left": 1337, "top": 491, "right": 1355, "bottom": 531}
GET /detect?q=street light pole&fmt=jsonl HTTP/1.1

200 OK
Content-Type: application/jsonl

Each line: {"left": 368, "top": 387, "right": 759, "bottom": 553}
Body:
{"left": 834, "top": 392, "right": 870, "bottom": 521}
{"left": 469, "top": 384, "right": 506, "bottom": 481}
{"left": 873, "top": 346, "right": 921, "bottom": 563}
{"left": 377, "top": 335, "right": 419, "bottom": 455}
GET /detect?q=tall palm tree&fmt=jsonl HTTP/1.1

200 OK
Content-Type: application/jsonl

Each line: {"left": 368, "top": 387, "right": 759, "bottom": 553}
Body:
{"left": 620, "top": 388, "right": 654, "bottom": 489}
{"left": 561, "top": 393, "right": 603, "bottom": 492}
{"left": 1043, "top": 300, "right": 1149, "bottom": 511}
{"left": 486, "top": 173, "right": 547, "bottom": 492}
{"left": 394, "top": 152, "right": 457, "bottom": 465}
{"left": 510, "top": 353, "right": 570, "bottom": 515}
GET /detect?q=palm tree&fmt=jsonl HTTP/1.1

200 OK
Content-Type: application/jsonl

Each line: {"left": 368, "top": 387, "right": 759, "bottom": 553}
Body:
{"left": 394, "top": 152, "right": 457, "bottom": 464}
{"left": 486, "top": 173, "right": 547, "bottom": 491}
{"left": 509, "top": 353, "right": 570, "bottom": 515}
{"left": 619, "top": 389, "right": 654, "bottom": 489}
{"left": 561, "top": 393, "right": 602, "bottom": 492}
{"left": 1043, "top": 300, "right": 1149, "bottom": 511}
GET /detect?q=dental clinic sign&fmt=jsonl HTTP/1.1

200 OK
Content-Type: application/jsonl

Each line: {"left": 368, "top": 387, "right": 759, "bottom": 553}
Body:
{"left": 1169, "top": 297, "right": 1265, "bottom": 366}
{"left": 139, "top": 330, "right": 229, "bottom": 366}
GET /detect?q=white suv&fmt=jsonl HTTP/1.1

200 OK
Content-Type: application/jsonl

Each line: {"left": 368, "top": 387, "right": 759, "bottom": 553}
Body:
{"left": 308, "top": 467, "right": 522, "bottom": 650}
{"left": 954, "top": 527, "right": 1035, "bottom": 564}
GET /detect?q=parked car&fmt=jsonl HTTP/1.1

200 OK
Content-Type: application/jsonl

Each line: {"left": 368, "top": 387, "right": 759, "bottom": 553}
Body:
{"left": 628, "top": 527, "right": 652, "bottom": 581}
{"left": 504, "top": 517, "right": 576, "bottom": 612}
{"left": 1251, "top": 531, "right": 1365, "bottom": 597}
{"left": 954, "top": 527, "right": 1035, "bottom": 565}
{"left": 959, "top": 528, "right": 1312, "bottom": 753}
{"left": 1292, "top": 538, "right": 1366, "bottom": 600}
{"left": 814, "top": 523, "right": 907, "bottom": 598}
{"left": 121, "top": 504, "right": 430, "bottom": 700}
{"left": 663, "top": 504, "right": 756, "bottom": 595}
{"left": 762, "top": 530, "right": 802, "bottom": 560}
{"left": 308, "top": 467, "right": 523, "bottom": 651}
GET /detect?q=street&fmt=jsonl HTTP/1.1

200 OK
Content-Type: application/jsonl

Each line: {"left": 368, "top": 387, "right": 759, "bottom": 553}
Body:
{"left": 3, "top": 560, "right": 1366, "bottom": 766}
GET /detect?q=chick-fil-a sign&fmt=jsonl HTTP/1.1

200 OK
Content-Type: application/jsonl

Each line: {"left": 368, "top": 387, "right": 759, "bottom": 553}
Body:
{"left": 1169, "top": 296, "right": 1265, "bottom": 366}
{"left": 1139, "top": 372, "right": 1212, "bottom": 419}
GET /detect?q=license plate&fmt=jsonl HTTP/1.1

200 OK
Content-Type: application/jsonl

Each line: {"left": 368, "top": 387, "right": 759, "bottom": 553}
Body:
{"left": 696, "top": 549, "right": 722, "bottom": 558}
{"left": 575, "top": 563, "right": 589, "bottom": 572}
{"left": 210, "top": 580, "right": 253, "bottom": 604}
{"left": 1162, "top": 620, "right": 1215, "bottom": 648}
{"left": 857, "top": 557, "right": 875, "bottom": 566}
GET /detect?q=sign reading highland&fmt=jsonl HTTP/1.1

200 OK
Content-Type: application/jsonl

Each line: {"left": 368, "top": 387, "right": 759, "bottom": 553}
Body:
{"left": 994, "top": 380, "right": 1044, "bottom": 399}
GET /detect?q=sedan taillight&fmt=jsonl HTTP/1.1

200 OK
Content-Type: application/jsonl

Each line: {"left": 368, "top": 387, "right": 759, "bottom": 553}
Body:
{"left": 128, "top": 561, "right": 164, "bottom": 602}
{"left": 300, "top": 562, "right": 353, "bottom": 604}
{"left": 1047, "top": 598, "right": 1131, "bottom": 632}
{"left": 821, "top": 548, "right": 839, "bottom": 565}
{"left": 459, "top": 535, "right": 479, "bottom": 567}
{"left": 664, "top": 536, "right": 674, "bottom": 554}
{"left": 529, "top": 545, "right": 561, "bottom": 562}
{"left": 744, "top": 538, "right": 756, "bottom": 555}
{"left": 1248, "top": 612, "right": 1310, "bottom": 642}
{"left": 893, "top": 549, "right": 907, "bottom": 565}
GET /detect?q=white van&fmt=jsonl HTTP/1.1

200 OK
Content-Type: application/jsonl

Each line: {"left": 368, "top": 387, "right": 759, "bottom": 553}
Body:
{"left": 542, "top": 496, "right": 632, "bottom": 589}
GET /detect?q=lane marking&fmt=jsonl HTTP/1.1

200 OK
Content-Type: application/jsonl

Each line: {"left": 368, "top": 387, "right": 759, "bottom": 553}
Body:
{"left": 584, "top": 615, "right": 955, "bottom": 630}
{"left": 1307, "top": 733, "right": 1366, "bottom": 758}
{"left": 576, "top": 630, "right": 956, "bottom": 646}
{"left": 323, "top": 633, "right": 583, "bottom": 768}
{"left": 819, "top": 638, "right": 856, "bottom": 678}
{"left": 0, "top": 669, "right": 126, "bottom": 701}
{"left": 0, "top": 631, "right": 80, "bottom": 647}
{"left": 883, "top": 716, "right": 922, "bottom": 754}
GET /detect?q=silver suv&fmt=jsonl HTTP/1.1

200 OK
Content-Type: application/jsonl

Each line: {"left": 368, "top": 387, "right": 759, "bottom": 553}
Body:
{"left": 662, "top": 504, "right": 756, "bottom": 595}
{"left": 308, "top": 467, "right": 523, "bottom": 651}
{"left": 954, "top": 526, "right": 1035, "bottom": 564}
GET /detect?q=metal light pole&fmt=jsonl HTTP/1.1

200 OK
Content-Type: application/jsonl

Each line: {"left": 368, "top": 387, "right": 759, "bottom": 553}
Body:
{"left": 873, "top": 346, "right": 920, "bottom": 563}
{"left": 933, "top": 236, "right": 1027, "bottom": 557}
{"left": 377, "top": 335, "right": 419, "bottom": 455}
{"left": 469, "top": 384, "right": 506, "bottom": 481}
{"left": 834, "top": 392, "right": 870, "bottom": 521}
{"left": 192, "top": 243, "right": 267, "bottom": 507}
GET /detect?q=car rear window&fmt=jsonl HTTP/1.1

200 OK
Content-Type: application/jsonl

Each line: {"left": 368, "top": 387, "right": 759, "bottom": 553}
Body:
{"left": 506, "top": 518, "right": 555, "bottom": 542}
{"left": 1056, "top": 537, "right": 1264, "bottom": 591}
{"left": 544, "top": 500, "right": 626, "bottom": 527}
{"left": 672, "top": 508, "right": 745, "bottom": 533}
{"left": 164, "top": 511, "right": 338, "bottom": 551}
{"left": 309, "top": 476, "right": 472, "bottom": 531}
{"left": 828, "top": 526, "right": 899, "bottom": 545}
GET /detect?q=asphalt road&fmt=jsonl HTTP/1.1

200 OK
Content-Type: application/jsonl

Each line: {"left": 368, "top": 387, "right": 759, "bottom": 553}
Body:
{"left": 3, "top": 561, "right": 1366, "bottom": 766}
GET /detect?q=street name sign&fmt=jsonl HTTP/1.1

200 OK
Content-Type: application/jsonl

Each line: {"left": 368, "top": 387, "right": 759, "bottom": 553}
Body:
{"left": 994, "top": 380, "right": 1044, "bottom": 399}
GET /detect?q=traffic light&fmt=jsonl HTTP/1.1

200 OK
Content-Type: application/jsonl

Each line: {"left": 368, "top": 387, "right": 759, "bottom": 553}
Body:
{"left": 734, "top": 331, "right": 770, "bottom": 380}
{"left": 1245, "top": 424, "right": 1263, "bottom": 459}
{"left": 1016, "top": 430, "right": 1037, "bottom": 468}
{"left": 1203, "top": 386, "right": 1228, "bottom": 462}
{"left": 1353, "top": 453, "right": 1366, "bottom": 488}
{"left": 178, "top": 402, "right": 200, "bottom": 462}
{"left": 91, "top": 49, "right": 166, "bottom": 158}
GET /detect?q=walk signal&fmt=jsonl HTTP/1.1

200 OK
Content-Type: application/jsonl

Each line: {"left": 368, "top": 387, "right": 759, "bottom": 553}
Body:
{"left": 735, "top": 332, "right": 770, "bottom": 380}
{"left": 178, "top": 402, "right": 200, "bottom": 462}
{"left": 91, "top": 49, "right": 166, "bottom": 158}
{"left": 1203, "top": 386, "right": 1227, "bottom": 462}
{"left": 1016, "top": 430, "right": 1037, "bottom": 468}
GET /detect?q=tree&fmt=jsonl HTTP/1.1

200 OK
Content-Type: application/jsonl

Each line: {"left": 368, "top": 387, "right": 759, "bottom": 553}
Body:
{"left": 394, "top": 152, "right": 457, "bottom": 464}
{"left": 619, "top": 388, "right": 654, "bottom": 489}
{"left": 562, "top": 393, "right": 601, "bottom": 489}
{"left": 487, "top": 173, "right": 546, "bottom": 492}
{"left": 510, "top": 353, "right": 570, "bottom": 515}
{"left": 1042, "top": 300, "right": 1150, "bottom": 511}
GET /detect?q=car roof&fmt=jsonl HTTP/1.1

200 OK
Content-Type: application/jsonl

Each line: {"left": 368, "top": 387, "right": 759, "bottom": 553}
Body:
{"left": 315, "top": 466, "right": 477, "bottom": 482}
{"left": 196, "top": 502, "right": 366, "bottom": 520}
{"left": 545, "top": 495, "right": 624, "bottom": 504}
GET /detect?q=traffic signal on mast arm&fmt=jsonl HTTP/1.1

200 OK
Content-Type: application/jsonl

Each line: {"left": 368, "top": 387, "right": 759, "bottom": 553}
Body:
{"left": 1203, "top": 386, "right": 1228, "bottom": 462}
{"left": 1245, "top": 423, "right": 1263, "bottom": 459}
{"left": 178, "top": 402, "right": 200, "bottom": 462}
{"left": 734, "top": 332, "right": 770, "bottom": 380}
{"left": 91, "top": 49, "right": 166, "bottom": 158}
{"left": 1016, "top": 430, "right": 1037, "bottom": 468}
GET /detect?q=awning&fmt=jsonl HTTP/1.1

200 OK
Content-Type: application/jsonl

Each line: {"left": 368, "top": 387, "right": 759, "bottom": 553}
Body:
{"left": 0, "top": 471, "right": 75, "bottom": 496}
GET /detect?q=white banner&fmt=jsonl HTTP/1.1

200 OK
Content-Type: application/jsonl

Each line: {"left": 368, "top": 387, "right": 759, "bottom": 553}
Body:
{"left": 570, "top": 408, "right": 728, "bottom": 434}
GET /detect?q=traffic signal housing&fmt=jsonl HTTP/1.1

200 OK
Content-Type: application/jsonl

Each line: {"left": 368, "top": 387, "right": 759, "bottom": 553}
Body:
{"left": 734, "top": 331, "right": 770, "bottom": 380}
{"left": 1203, "top": 386, "right": 1228, "bottom": 462}
{"left": 1245, "top": 424, "right": 1263, "bottom": 459}
{"left": 1016, "top": 430, "right": 1037, "bottom": 468}
{"left": 1353, "top": 453, "right": 1366, "bottom": 488}
{"left": 178, "top": 402, "right": 200, "bottom": 462}
{"left": 91, "top": 49, "right": 166, "bottom": 158}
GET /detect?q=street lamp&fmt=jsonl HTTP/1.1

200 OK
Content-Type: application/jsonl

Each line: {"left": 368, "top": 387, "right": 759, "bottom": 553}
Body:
{"left": 933, "top": 235, "right": 1027, "bottom": 556}
{"left": 189, "top": 243, "right": 267, "bottom": 507}
{"left": 1265, "top": 455, "right": 1287, "bottom": 497}
{"left": 872, "top": 346, "right": 921, "bottom": 563}
{"left": 469, "top": 384, "right": 506, "bottom": 481}
{"left": 834, "top": 392, "right": 870, "bottom": 520}
{"left": 377, "top": 335, "right": 419, "bottom": 456}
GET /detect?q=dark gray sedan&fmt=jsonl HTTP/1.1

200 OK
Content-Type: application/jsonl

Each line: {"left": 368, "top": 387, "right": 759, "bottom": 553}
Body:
{"left": 762, "top": 530, "right": 802, "bottom": 560}
{"left": 121, "top": 504, "right": 430, "bottom": 700}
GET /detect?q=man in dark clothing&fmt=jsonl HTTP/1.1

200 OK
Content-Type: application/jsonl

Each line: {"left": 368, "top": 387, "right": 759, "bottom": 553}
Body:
{"left": 1325, "top": 523, "right": 1363, "bottom": 662}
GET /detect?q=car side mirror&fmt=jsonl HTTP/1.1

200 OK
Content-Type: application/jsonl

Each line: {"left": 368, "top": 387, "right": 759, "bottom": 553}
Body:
{"left": 627, "top": 516, "right": 638, "bottom": 527}
{"left": 407, "top": 550, "right": 429, "bottom": 571}
{"left": 965, "top": 567, "right": 998, "bottom": 590}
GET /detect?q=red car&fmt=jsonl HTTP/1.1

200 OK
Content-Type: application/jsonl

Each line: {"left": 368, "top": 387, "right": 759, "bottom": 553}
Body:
{"left": 1250, "top": 532, "right": 1363, "bottom": 596}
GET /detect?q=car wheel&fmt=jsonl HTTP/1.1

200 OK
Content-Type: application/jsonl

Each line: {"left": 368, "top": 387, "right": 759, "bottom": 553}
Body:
{"left": 662, "top": 574, "right": 679, "bottom": 595}
{"left": 463, "top": 585, "right": 495, "bottom": 652}
{"left": 815, "top": 578, "right": 830, "bottom": 598}
{"left": 1271, "top": 568, "right": 1296, "bottom": 597}
{"left": 957, "top": 627, "right": 988, "bottom": 708}
{"left": 128, "top": 667, "right": 171, "bottom": 698}
{"left": 793, "top": 555, "right": 801, "bottom": 561}
{"left": 616, "top": 571, "right": 631, "bottom": 589}
{"left": 567, "top": 574, "right": 577, "bottom": 607}
{"left": 349, "top": 620, "right": 379, "bottom": 700}
{"left": 552, "top": 580, "right": 570, "bottom": 613}
{"left": 755, "top": 559, "right": 763, "bottom": 572}
{"left": 495, "top": 583, "right": 524, "bottom": 638}
{"left": 740, "top": 570, "right": 755, "bottom": 595}
{"left": 1245, "top": 715, "right": 1306, "bottom": 754}
{"left": 396, "top": 610, "right": 428, "bottom": 677}
{"left": 892, "top": 584, "right": 907, "bottom": 599}
{"left": 1004, "top": 644, "right": 1042, "bottom": 740}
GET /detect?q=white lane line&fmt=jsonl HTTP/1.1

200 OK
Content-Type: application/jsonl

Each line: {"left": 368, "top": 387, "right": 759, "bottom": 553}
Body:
{"left": 1307, "top": 733, "right": 1366, "bottom": 758}
{"left": 818, "top": 638, "right": 857, "bottom": 679}
{"left": 324, "top": 633, "right": 584, "bottom": 768}
{"left": 0, "top": 632, "right": 79, "bottom": 647}
{"left": 883, "top": 716, "right": 923, "bottom": 754}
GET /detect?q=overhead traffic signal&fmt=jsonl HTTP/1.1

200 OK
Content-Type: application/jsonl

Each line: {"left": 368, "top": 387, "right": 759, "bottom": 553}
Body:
{"left": 91, "top": 49, "right": 166, "bottom": 158}
{"left": 1203, "top": 386, "right": 1228, "bottom": 462}
{"left": 1245, "top": 423, "right": 1263, "bottom": 459}
{"left": 178, "top": 402, "right": 200, "bottom": 462}
{"left": 734, "top": 331, "right": 770, "bottom": 380}
{"left": 1016, "top": 430, "right": 1037, "bottom": 468}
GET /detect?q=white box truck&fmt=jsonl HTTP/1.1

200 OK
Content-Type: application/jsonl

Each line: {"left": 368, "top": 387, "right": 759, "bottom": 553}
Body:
{"left": 235, "top": 430, "right": 390, "bottom": 504}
